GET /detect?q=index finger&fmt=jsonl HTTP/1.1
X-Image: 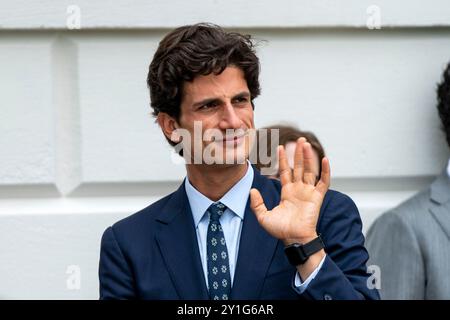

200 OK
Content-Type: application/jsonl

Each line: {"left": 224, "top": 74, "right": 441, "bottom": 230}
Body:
{"left": 278, "top": 145, "right": 292, "bottom": 186}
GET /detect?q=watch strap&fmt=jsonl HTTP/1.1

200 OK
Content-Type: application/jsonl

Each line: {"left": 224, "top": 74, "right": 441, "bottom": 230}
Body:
{"left": 284, "top": 235, "right": 325, "bottom": 266}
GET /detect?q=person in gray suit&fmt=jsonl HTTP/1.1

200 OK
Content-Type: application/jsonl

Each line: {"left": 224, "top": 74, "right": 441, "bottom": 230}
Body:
{"left": 366, "top": 62, "right": 450, "bottom": 299}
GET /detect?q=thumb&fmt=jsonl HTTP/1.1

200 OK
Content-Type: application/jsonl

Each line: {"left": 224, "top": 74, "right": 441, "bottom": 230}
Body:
{"left": 250, "top": 188, "right": 268, "bottom": 222}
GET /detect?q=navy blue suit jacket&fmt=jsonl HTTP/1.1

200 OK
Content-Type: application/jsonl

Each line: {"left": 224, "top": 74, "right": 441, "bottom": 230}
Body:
{"left": 99, "top": 167, "right": 380, "bottom": 300}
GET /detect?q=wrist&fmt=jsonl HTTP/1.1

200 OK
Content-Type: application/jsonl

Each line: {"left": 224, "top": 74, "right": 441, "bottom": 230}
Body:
{"left": 283, "top": 233, "right": 318, "bottom": 246}
{"left": 296, "top": 249, "right": 326, "bottom": 281}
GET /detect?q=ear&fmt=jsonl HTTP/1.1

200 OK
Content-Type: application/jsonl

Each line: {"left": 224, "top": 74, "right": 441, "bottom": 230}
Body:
{"left": 157, "top": 113, "right": 181, "bottom": 143}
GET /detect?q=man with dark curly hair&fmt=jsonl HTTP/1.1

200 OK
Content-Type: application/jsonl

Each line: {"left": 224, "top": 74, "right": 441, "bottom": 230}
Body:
{"left": 99, "top": 23, "right": 379, "bottom": 300}
{"left": 367, "top": 62, "right": 450, "bottom": 299}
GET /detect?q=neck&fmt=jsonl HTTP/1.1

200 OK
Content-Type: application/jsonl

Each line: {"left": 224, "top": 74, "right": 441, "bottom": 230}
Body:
{"left": 186, "top": 162, "right": 249, "bottom": 202}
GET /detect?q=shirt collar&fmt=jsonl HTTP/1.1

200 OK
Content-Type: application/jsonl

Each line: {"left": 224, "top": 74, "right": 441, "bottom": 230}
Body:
{"left": 447, "top": 158, "right": 450, "bottom": 179}
{"left": 184, "top": 161, "right": 254, "bottom": 227}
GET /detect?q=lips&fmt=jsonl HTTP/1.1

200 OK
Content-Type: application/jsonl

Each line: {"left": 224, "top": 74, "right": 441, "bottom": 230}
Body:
{"left": 215, "top": 132, "right": 247, "bottom": 142}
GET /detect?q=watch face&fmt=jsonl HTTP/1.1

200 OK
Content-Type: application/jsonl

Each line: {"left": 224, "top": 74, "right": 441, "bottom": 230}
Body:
{"left": 284, "top": 244, "right": 307, "bottom": 266}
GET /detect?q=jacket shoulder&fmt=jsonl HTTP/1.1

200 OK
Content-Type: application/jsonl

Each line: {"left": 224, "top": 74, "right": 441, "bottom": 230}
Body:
{"left": 375, "top": 188, "right": 430, "bottom": 227}
{"left": 109, "top": 188, "right": 180, "bottom": 239}
{"left": 321, "top": 189, "right": 358, "bottom": 216}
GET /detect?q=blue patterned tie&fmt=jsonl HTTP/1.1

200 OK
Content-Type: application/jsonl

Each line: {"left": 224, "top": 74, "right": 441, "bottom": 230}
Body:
{"left": 206, "top": 202, "right": 232, "bottom": 300}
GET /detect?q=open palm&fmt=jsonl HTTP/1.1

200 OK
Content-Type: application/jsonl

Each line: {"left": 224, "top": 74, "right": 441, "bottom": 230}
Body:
{"left": 250, "top": 138, "right": 330, "bottom": 244}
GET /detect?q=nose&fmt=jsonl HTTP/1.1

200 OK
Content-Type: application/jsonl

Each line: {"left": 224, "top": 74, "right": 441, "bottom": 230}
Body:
{"left": 219, "top": 102, "right": 242, "bottom": 129}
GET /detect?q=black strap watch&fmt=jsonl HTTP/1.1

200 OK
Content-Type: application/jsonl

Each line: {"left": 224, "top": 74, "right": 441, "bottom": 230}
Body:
{"left": 284, "top": 235, "right": 325, "bottom": 266}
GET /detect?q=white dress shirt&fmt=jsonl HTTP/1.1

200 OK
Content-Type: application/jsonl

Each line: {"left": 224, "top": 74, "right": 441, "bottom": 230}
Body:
{"left": 447, "top": 158, "right": 450, "bottom": 178}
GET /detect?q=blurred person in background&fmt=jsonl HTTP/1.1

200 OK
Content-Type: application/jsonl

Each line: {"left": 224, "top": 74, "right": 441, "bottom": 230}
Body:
{"left": 366, "top": 61, "right": 450, "bottom": 299}
{"left": 254, "top": 124, "right": 325, "bottom": 184}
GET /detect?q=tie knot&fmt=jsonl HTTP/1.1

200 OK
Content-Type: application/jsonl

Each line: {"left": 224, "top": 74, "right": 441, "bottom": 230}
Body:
{"left": 208, "top": 202, "right": 226, "bottom": 222}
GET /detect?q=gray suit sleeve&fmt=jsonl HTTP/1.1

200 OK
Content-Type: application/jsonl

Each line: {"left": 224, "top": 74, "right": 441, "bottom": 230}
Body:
{"left": 366, "top": 212, "right": 425, "bottom": 299}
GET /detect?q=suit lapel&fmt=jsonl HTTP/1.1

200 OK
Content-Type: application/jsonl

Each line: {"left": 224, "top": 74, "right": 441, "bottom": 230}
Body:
{"left": 231, "top": 168, "right": 281, "bottom": 299}
{"left": 430, "top": 171, "right": 450, "bottom": 241}
{"left": 155, "top": 182, "right": 209, "bottom": 299}
{"left": 430, "top": 203, "right": 450, "bottom": 241}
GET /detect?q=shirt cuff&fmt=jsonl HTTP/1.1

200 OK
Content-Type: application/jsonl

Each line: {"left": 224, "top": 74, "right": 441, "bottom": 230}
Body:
{"left": 292, "top": 254, "right": 326, "bottom": 294}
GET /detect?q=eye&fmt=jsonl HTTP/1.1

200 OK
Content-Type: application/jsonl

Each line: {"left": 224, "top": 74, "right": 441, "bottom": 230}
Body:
{"left": 199, "top": 101, "right": 219, "bottom": 110}
{"left": 233, "top": 96, "right": 249, "bottom": 104}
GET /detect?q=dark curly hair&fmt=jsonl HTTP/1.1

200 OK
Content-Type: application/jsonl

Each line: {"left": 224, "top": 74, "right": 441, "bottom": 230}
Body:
{"left": 437, "top": 62, "right": 450, "bottom": 148}
{"left": 147, "top": 23, "right": 260, "bottom": 127}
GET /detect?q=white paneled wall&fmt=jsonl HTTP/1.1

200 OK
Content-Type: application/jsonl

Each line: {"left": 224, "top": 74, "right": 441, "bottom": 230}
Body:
{"left": 1, "top": 1, "right": 449, "bottom": 299}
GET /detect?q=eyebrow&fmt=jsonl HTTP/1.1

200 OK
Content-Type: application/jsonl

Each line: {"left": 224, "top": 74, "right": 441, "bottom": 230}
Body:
{"left": 192, "top": 91, "right": 251, "bottom": 108}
